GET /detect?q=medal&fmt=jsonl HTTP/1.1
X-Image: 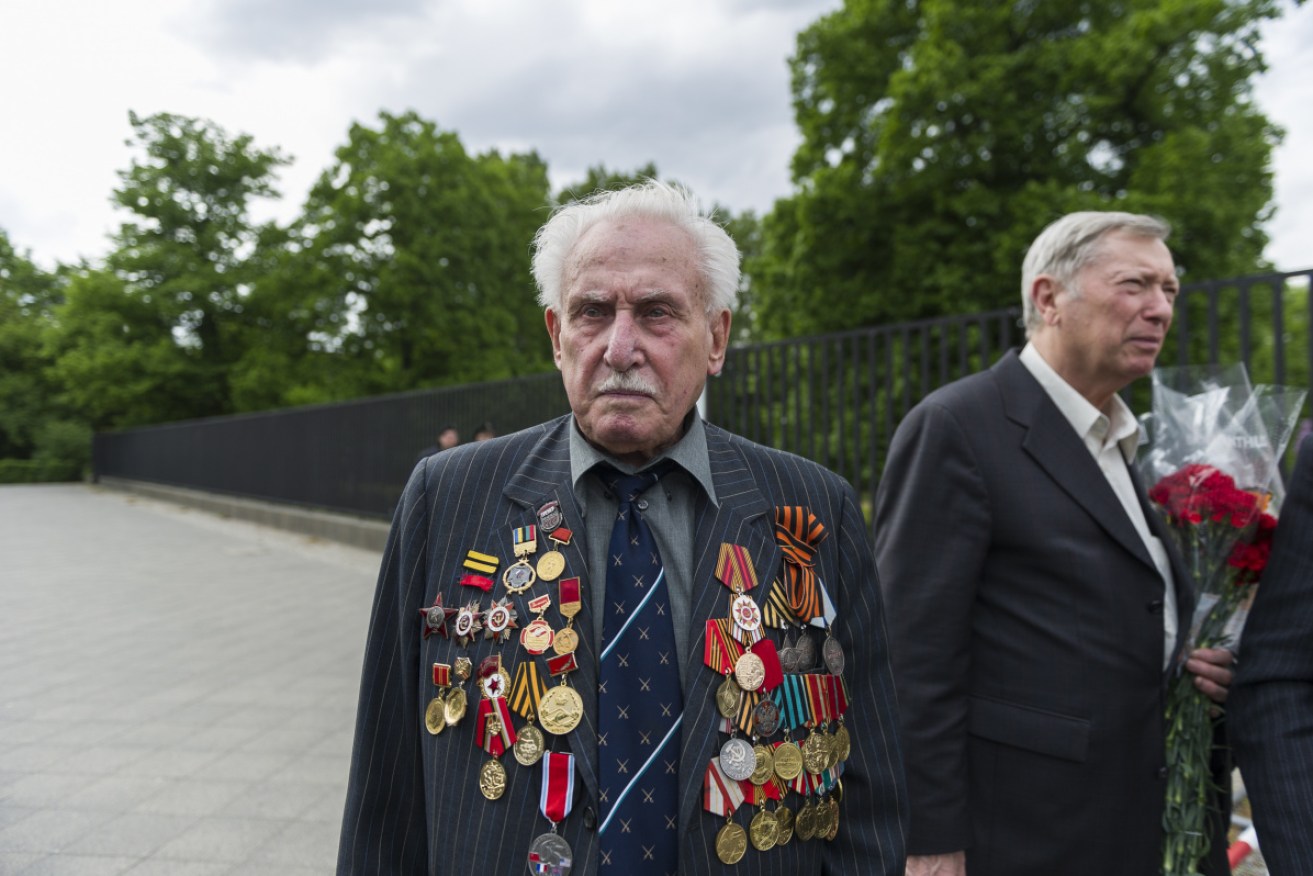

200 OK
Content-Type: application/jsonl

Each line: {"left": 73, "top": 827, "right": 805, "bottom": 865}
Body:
{"left": 752, "top": 697, "right": 781, "bottom": 737}
{"left": 803, "top": 729, "right": 829, "bottom": 775}
{"left": 813, "top": 795, "right": 833, "bottom": 838}
{"left": 794, "top": 631, "right": 816, "bottom": 670}
{"left": 483, "top": 598, "right": 519, "bottom": 644}
{"left": 824, "top": 796, "right": 840, "bottom": 841}
{"left": 749, "top": 805, "right": 779, "bottom": 852}
{"left": 536, "top": 500, "right": 564, "bottom": 534}
{"left": 553, "top": 577, "right": 582, "bottom": 656}
{"left": 479, "top": 758, "right": 507, "bottom": 800}
{"left": 520, "top": 594, "right": 555, "bottom": 655}
{"left": 476, "top": 657, "right": 517, "bottom": 758}
{"left": 775, "top": 803, "right": 795, "bottom": 845}
{"left": 715, "top": 820, "right": 747, "bottom": 865}
{"left": 749, "top": 743, "right": 775, "bottom": 786}
{"left": 503, "top": 525, "right": 539, "bottom": 594}
{"left": 509, "top": 661, "right": 548, "bottom": 765}
{"left": 444, "top": 658, "right": 473, "bottom": 726}
{"left": 514, "top": 722, "right": 546, "bottom": 767}
{"left": 527, "top": 751, "right": 576, "bottom": 875}
{"left": 822, "top": 630, "right": 845, "bottom": 676}
{"left": 833, "top": 721, "right": 851, "bottom": 762}
{"left": 735, "top": 652, "right": 765, "bottom": 692}
{"left": 779, "top": 631, "right": 799, "bottom": 674}
{"left": 719, "top": 736, "right": 757, "bottom": 782}
{"left": 539, "top": 652, "right": 583, "bottom": 735}
{"left": 795, "top": 799, "right": 816, "bottom": 842}
{"left": 774, "top": 739, "right": 804, "bottom": 781}
{"left": 535, "top": 527, "right": 572, "bottom": 583}
{"left": 424, "top": 697, "right": 447, "bottom": 735}
{"left": 453, "top": 600, "right": 484, "bottom": 647}
{"left": 715, "top": 673, "right": 740, "bottom": 718}
{"left": 418, "top": 593, "right": 455, "bottom": 639}
{"left": 731, "top": 592, "right": 762, "bottom": 638}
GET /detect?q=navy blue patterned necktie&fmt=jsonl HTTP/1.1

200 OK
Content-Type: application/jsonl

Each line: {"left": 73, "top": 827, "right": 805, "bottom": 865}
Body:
{"left": 595, "top": 462, "right": 682, "bottom": 876}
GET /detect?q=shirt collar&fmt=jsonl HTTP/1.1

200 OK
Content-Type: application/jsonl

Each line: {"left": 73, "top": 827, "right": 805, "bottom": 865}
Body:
{"left": 1019, "top": 343, "right": 1140, "bottom": 461}
{"left": 567, "top": 409, "right": 718, "bottom": 507}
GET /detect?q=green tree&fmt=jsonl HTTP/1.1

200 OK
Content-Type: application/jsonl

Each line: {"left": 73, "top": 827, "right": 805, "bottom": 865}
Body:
{"left": 0, "top": 230, "right": 65, "bottom": 458}
{"left": 754, "top": 0, "right": 1284, "bottom": 337}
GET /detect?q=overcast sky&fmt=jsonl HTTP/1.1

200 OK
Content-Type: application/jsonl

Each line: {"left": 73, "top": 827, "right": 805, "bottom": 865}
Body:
{"left": 2, "top": 0, "right": 1310, "bottom": 274}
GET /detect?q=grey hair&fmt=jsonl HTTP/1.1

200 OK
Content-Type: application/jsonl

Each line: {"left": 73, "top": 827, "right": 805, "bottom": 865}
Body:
{"left": 1021, "top": 211, "right": 1172, "bottom": 336}
{"left": 531, "top": 179, "right": 740, "bottom": 316}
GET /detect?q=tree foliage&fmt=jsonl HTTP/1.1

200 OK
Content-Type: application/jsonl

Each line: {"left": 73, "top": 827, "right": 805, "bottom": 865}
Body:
{"left": 0, "top": 231, "right": 65, "bottom": 458}
{"left": 751, "top": 0, "right": 1284, "bottom": 337}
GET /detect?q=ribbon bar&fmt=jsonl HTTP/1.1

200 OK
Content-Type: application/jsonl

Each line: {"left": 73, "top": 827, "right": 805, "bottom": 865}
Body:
{"left": 540, "top": 751, "right": 576, "bottom": 824}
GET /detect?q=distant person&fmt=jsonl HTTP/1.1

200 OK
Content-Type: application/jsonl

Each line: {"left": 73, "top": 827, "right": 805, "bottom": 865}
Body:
{"left": 1232, "top": 440, "right": 1313, "bottom": 875}
{"left": 473, "top": 421, "right": 496, "bottom": 441}
{"left": 417, "top": 425, "right": 460, "bottom": 461}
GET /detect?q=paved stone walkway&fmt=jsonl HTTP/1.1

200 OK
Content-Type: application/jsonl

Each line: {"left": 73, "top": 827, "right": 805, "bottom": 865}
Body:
{"left": 0, "top": 484, "right": 382, "bottom": 875}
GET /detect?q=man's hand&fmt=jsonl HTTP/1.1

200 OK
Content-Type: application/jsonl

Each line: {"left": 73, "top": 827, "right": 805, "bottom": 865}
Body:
{"left": 1185, "top": 647, "right": 1235, "bottom": 705}
{"left": 906, "top": 851, "right": 967, "bottom": 876}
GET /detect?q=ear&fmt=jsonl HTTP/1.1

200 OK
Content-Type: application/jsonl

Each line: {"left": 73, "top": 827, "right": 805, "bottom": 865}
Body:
{"left": 706, "top": 309, "right": 732, "bottom": 377}
{"left": 544, "top": 308, "right": 564, "bottom": 370}
{"left": 1031, "top": 276, "right": 1062, "bottom": 327}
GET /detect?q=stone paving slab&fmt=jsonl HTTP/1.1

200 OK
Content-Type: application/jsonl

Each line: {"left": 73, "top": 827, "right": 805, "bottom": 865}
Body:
{"left": 0, "top": 484, "right": 382, "bottom": 876}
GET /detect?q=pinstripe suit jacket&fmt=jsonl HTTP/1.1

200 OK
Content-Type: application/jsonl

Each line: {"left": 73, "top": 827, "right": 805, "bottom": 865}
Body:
{"left": 337, "top": 414, "right": 907, "bottom": 875}
{"left": 874, "top": 351, "right": 1227, "bottom": 876}
{"left": 1232, "top": 440, "right": 1313, "bottom": 876}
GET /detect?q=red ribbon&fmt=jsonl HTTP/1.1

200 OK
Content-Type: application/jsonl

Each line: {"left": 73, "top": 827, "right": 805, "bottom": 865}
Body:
{"left": 749, "top": 638, "right": 784, "bottom": 692}
{"left": 540, "top": 751, "right": 576, "bottom": 824}
{"left": 460, "top": 574, "right": 494, "bottom": 592}
{"left": 476, "top": 697, "right": 516, "bottom": 757}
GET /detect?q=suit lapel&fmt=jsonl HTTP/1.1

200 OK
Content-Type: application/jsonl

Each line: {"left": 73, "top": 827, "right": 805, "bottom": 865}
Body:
{"left": 500, "top": 418, "right": 604, "bottom": 808}
{"left": 997, "top": 353, "right": 1159, "bottom": 574}
{"left": 675, "top": 425, "right": 781, "bottom": 836}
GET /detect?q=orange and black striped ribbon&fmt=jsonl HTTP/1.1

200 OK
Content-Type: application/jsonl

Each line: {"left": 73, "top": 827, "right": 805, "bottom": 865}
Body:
{"left": 736, "top": 688, "right": 763, "bottom": 735}
{"left": 761, "top": 579, "right": 798, "bottom": 630}
{"left": 509, "top": 660, "right": 547, "bottom": 720}
{"left": 703, "top": 618, "right": 745, "bottom": 674}
{"left": 774, "top": 507, "right": 827, "bottom": 622}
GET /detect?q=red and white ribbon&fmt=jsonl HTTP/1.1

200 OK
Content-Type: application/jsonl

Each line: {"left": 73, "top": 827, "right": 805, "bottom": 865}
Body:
{"left": 703, "top": 758, "right": 747, "bottom": 816}
{"left": 539, "top": 751, "right": 576, "bottom": 824}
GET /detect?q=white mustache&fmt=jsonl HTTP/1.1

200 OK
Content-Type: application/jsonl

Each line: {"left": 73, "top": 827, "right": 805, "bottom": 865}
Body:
{"left": 597, "top": 371, "right": 658, "bottom": 396}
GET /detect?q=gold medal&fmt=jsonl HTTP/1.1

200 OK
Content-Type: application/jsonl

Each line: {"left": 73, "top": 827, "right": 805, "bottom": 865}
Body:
{"left": 520, "top": 618, "right": 555, "bottom": 655}
{"left": 795, "top": 799, "right": 816, "bottom": 841}
{"left": 824, "top": 727, "right": 840, "bottom": 771}
{"left": 424, "top": 697, "right": 447, "bottom": 735}
{"left": 775, "top": 804, "right": 795, "bottom": 845}
{"left": 513, "top": 722, "right": 546, "bottom": 766}
{"left": 813, "top": 795, "right": 833, "bottom": 838}
{"left": 715, "top": 821, "right": 747, "bottom": 865}
{"left": 735, "top": 652, "right": 766, "bottom": 692}
{"left": 803, "top": 729, "right": 829, "bottom": 775}
{"left": 749, "top": 743, "right": 775, "bottom": 786}
{"left": 539, "top": 684, "right": 583, "bottom": 735}
{"left": 535, "top": 550, "right": 566, "bottom": 582}
{"left": 479, "top": 758, "right": 507, "bottom": 800}
{"left": 552, "top": 625, "right": 578, "bottom": 655}
{"left": 824, "top": 797, "right": 840, "bottom": 841}
{"left": 833, "top": 722, "right": 851, "bottom": 762}
{"left": 749, "top": 806, "right": 779, "bottom": 852}
{"left": 715, "top": 673, "right": 740, "bottom": 718}
{"left": 444, "top": 685, "right": 468, "bottom": 726}
{"left": 774, "top": 739, "right": 804, "bottom": 781}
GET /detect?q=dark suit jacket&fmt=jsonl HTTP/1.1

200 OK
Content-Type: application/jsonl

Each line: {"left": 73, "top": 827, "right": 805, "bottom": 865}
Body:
{"left": 874, "top": 351, "right": 1227, "bottom": 876}
{"left": 1232, "top": 440, "right": 1313, "bottom": 875}
{"left": 337, "top": 414, "right": 907, "bottom": 875}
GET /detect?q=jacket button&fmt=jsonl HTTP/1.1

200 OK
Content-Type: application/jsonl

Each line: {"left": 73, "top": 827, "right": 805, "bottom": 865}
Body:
{"left": 583, "top": 806, "right": 597, "bottom": 830}
{"left": 1146, "top": 600, "right": 1164, "bottom": 613}
{"left": 1157, "top": 766, "right": 1169, "bottom": 779}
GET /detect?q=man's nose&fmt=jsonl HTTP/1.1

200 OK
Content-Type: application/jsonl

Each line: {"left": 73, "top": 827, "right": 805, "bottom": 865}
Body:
{"left": 603, "top": 313, "right": 640, "bottom": 370}
{"left": 1145, "top": 285, "right": 1175, "bottom": 323}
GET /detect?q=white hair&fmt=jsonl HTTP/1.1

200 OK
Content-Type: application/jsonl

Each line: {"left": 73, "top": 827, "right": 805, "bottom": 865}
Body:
{"left": 1021, "top": 211, "right": 1172, "bottom": 336}
{"left": 531, "top": 179, "right": 740, "bottom": 316}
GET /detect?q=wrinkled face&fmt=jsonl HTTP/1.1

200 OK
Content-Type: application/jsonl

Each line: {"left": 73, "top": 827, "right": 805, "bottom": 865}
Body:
{"left": 545, "top": 217, "right": 731, "bottom": 465}
{"left": 1038, "top": 231, "right": 1178, "bottom": 406}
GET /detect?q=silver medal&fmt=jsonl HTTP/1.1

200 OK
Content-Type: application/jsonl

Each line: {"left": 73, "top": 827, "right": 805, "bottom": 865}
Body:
{"left": 719, "top": 736, "right": 758, "bottom": 782}
{"left": 823, "top": 635, "right": 845, "bottom": 676}
{"left": 527, "top": 831, "right": 573, "bottom": 876}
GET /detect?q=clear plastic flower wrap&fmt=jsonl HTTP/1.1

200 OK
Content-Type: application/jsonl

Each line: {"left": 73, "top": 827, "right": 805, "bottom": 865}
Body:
{"left": 1137, "top": 364, "right": 1305, "bottom": 876}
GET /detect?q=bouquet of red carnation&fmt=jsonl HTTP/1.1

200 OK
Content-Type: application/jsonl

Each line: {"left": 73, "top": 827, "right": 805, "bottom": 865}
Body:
{"left": 1139, "top": 365, "right": 1304, "bottom": 876}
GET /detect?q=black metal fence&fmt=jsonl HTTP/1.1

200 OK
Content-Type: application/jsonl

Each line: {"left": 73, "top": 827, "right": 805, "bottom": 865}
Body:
{"left": 95, "top": 269, "right": 1313, "bottom": 527}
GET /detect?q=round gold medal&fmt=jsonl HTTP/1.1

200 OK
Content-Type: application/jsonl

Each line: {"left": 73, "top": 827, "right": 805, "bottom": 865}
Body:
{"left": 443, "top": 686, "right": 468, "bottom": 726}
{"left": 749, "top": 743, "right": 775, "bottom": 786}
{"left": 552, "top": 625, "right": 579, "bottom": 656}
{"left": 813, "top": 795, "right": 833, "bottom": 838}
{"left": 749, "top": 807, "right": 779, "bottom": 851}
{"left": 513, "top": 723, "right": 546, "bottom": 766}
{"left": 773, "top": 740, "right": 804, "bottom": 781}
{"left": 424, "top": 697, "right": 447, "bottom": 736}
{"left": 825, "top": 798, "right": 841, "bottom": 841}
{"left": 833, "top": 723, "right": 852, "bottom": 762}
{"left": 715, "top": 822, "right": 747, "bottom": 865}
{"left": 715, "top": 674, "right": 740, "bottom": 718}
{"left": 803, "top": 730, "right": 829, "bottom": 775}
{"left": 734, "top": 652, "right": 766, "bottom": 692}
{"left": 535, "top": 551, "right": 566, "bottom": 582}
{"left": 824, "top": 730, "right": 840, "bottom": 771}
{"left": 479, "top": 758, "right": 507, "bottom": 800}
{"left": 774, "top": 804, "right": 795, "bottom": 845}
{"left": 539, "top": 684, "right": 584, "bottom": 735}
{"left": 795, "top": 800, "right": 816, "bottom": 841}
